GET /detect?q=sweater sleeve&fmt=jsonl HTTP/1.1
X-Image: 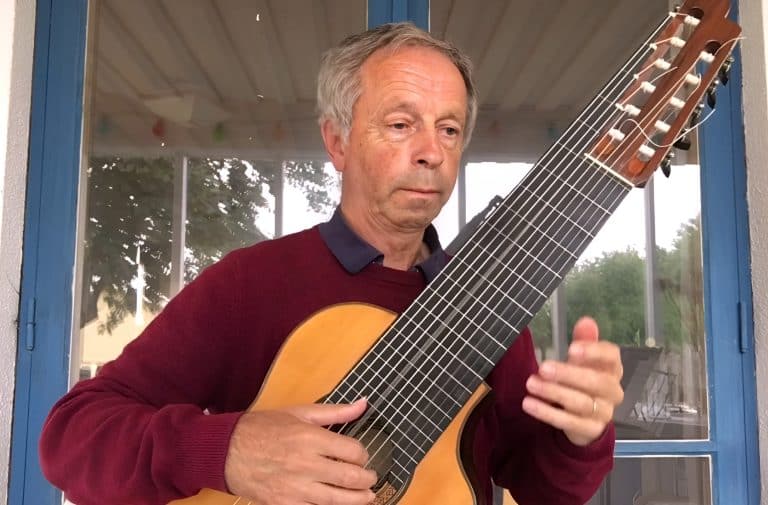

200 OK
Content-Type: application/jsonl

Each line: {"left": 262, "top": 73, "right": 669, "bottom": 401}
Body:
{"left": 486, "top": 328, "right": 615, "bottom": 505}
{"left": 39, "top": 251, "right": 249, "bottom": 505}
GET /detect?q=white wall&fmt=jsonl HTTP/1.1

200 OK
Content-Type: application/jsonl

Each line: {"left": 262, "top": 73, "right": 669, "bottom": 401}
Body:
{"left": 740, "top": 0, "right": 768, "bottom": 503}
{"left": 0, "top": 0, "right": 34, "bottom": 502}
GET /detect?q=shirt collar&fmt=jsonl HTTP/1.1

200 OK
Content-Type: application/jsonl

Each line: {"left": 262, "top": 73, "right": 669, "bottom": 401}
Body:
{"left": 318, "top": 207, "right": 447, "bottom": 282}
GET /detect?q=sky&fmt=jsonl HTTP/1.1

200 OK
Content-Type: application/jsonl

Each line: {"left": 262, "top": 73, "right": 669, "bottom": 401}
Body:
{"left": 270, "top": 161, "right": 702, "bottom": 265}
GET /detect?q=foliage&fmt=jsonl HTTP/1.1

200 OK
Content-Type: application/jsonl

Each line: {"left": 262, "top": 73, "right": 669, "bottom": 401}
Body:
{"left": 81, "top": 156, "right": 334, "bottom": 333}
{"left": 529, "top": 215, "right": 704, "bottom": 354}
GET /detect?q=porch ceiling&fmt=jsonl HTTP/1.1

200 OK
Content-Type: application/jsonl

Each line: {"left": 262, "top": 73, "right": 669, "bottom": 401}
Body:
{"left": 89, "top": 0, "right": 669, "bottom": 163}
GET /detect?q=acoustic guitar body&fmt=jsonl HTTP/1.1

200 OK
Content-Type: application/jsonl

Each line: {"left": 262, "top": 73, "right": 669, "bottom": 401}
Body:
{"left": 171, "top": 303, "right": 489, "bottom": 505}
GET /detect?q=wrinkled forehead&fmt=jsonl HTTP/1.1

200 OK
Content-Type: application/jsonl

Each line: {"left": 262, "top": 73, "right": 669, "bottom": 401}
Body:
{"left": 359, "top": 45, "right": 468, "bottom": 104}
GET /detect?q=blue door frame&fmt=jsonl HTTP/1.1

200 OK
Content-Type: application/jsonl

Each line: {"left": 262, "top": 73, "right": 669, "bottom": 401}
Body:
{"left": 9, "top": 1, "right": 759, "bottom": 503}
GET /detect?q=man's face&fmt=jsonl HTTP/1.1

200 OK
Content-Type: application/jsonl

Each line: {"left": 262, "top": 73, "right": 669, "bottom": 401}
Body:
{"left": 332, "top": 45, "right": 468, "bottom": 234}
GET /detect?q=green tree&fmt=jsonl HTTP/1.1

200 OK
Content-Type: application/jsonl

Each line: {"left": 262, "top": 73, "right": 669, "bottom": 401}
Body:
{"left": 656, "top": 215, "right": 704, "bottom": 350}
{"left": 529, "top": 215, "right": 703, "bottom": 351}
{"left": 564, "top": 248, "right": 647, "bottom": 346}
{"left": 81, "top": 156, "right": 335, "bottom": 333}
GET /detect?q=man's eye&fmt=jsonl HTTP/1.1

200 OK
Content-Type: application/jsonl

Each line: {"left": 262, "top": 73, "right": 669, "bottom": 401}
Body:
{"left": 443, "top": 126, "right": 460, "bottom": 137}
{"left": 391, "top": 122, "right": 408, "bottom": 130}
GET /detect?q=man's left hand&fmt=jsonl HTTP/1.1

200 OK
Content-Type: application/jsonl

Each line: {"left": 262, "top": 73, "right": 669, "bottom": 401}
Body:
{"left": 522, "top": 316, "right": 624, "bottom": 447}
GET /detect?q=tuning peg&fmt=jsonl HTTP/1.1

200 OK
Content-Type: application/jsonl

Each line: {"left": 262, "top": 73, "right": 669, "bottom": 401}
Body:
{"left": 689, "top": 103, "right": 705, "bottom": 127}
{"left": 719, "top": 56, "right": 735, "bottom": 85}
{"left": 660, "top": 152, "right": 675, "bottom": 178}
{"left": 674, "top": 134, "right": 691, "bottom": 151}
{"left": 706, "top": 79, "right": 720, "bottom": 108}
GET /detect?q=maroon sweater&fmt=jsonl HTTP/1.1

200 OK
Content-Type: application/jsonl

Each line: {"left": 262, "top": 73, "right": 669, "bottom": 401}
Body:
{"left": 40, "top": 225, "right": 614, "bottom": 505}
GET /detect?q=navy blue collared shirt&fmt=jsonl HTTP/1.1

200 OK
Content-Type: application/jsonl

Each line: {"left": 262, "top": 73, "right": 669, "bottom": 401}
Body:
{"left": 318, "top": 208, "right": 448, "bottom": 282}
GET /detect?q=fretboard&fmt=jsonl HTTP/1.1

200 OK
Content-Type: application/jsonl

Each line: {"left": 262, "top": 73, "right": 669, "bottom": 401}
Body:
{"left": 324, "top": 14, "right": 671, "bottom": 486}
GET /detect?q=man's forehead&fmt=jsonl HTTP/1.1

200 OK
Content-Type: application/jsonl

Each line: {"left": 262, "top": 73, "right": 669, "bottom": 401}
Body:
{"left": 364, "top": 44, "right": 454, "bottom": 72}
{"left": 360, "top": 45, "right": 467, "bottom": 95}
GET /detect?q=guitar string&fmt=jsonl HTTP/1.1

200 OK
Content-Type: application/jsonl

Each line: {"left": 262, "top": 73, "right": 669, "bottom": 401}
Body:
{"left": 322, "top": 11, "right": 714, "bottom": 484}
{"left": 342, "top": 37, "right": 684, "bottom": 482}
{"left": 370, "top": 33, "right": 730, "bottom": 481}
{"left": 372, "top": 24, "right": 731, "bottom": 483}
{"left": 354, "top": 10, "right": 691, "bottom": 455}
{"left": 328, "top": 13, "right": 679, "bottom": 475}
{"left": 396, "top": 6, "right": 720, "bottom": 422}
{"left": 390, "top": 27, "right": 712, "bottom": 452}
{"left": 328, "top": 12, "right": 676, "bottom": 476}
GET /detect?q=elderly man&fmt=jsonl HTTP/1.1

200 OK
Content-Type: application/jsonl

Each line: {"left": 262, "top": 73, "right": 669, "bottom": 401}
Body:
{"left": 40, "top": 22, "right": 623, "bottom": 505}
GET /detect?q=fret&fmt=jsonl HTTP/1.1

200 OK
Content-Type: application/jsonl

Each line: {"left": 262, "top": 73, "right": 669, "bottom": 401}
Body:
{"left": 341, "top": 380, "right": 450, "bottom": 439}
{"left": 520, "top": 181, "right": 609, "bottom": 234}
{"left": 583, "top": 153, "right": 635, "bottom": 188}
{"left": 452, "top": 241, "right": 549, "bottom": 300}
{"left": 374, "top": 396, "right": 440, "bottom": 444}
{"left": 440, "top": 255, "right": 535, "bottom": 319}
{"left": 396, "top": 313, "right": 487, "bottom": 382}
{"left": 426, "top": 276, "right": 522, "bottom": 341}
{"left": 516, "top": 168, "right": 627, "bottom": 235}
{"left": 403, "top": 301, "right": 498, "bottom": 365}
{"left": 494, "top": 198, "right": 593, "bottom": 261}
{"left": 375, "top": 326, "right": 477, "bottom": 400}
{"left": 341, "top": 329, "right": 474, "bottom": 398}
{"left": 343, "top": 366, "right": 453, "bottom": 423}
{"left": 547, "top": 138, "right": 581, "bottom": 160}
{"left": 497, "top": 206, "right": 578, "bottom": 260}
{"left": 357, "top": 361, "right": 458, "bottom": 416}
{"left": 390, "top": 439, "right": 422, "bottom": 466}
{"left": 544, "top": 142, "right": 628, "bottom": 204}
{"left": 472, "top": 226, "right": 562, "bottom": 280}
{"left": 347, "top": 392, "right": 440, "bottom": 450}
{"left": 573, "top": 116, "right": 603, "bottom": 136}
{"left": 410, "top": 284, "right": 509, "bottom": 350}
{"left": 389, "top": 457, "right": 413, "bottom": 481}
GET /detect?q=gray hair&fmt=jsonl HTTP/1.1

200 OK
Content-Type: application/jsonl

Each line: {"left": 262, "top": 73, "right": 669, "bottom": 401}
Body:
{"left": 317, "top": 22, "right": 478, "bottom": 148}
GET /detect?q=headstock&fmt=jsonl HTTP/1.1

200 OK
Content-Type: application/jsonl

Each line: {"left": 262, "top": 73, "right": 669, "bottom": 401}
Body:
{"left": 586, "top": 0, "right": 741, "bottom": 187}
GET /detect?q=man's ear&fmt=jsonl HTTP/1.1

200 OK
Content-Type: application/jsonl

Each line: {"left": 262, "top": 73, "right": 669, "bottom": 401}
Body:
{"left": 320, "top": 119, "right": 346, "bottom": 172}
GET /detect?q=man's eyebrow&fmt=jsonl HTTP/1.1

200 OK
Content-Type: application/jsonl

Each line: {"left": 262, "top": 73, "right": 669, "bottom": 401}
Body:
{"left": 381, "top": 102, "right": 419, "bottom": 115}
{"left": 439, "top": 111, "right": 465, "bottom": 124}
{"left": 382, "top": 102, "right": 466, "bottom": 124}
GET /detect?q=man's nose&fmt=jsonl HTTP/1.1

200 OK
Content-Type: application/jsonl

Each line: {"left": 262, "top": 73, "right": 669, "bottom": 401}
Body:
{"left": 414, "top": 128, "right": 444, "bottom": 168}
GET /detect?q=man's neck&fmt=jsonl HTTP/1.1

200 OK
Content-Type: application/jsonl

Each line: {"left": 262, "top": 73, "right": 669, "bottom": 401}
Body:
{"left": 340, "top": 208, "right": 429, "bottom": 271}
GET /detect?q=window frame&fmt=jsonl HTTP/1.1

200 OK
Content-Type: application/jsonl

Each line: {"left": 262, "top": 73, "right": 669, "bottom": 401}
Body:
{"left": 9, "top": 1, "right": 758, "bottom": 503}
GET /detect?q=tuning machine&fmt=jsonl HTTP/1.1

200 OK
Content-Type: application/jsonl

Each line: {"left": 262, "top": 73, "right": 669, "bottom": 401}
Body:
{"left": 706, "top": 78, "right": 720, "bottom": 108}
{"left": 660, "top": 151, "right": 675, "bottom": 178}
{"left": 719, "top": 56, "right": 735, "bottom": 85}
{"left": 673, "top": 134, "right": 691, "bottom": 151}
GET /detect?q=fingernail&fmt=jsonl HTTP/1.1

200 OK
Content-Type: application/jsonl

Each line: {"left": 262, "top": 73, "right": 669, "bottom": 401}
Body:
{"left": 522, "top": 396, "right": 538, "bottom": 414}
{"left": 569, "top": 343, "right": 584, "bottom": 357}
{"left": 540, "top": 362, "right": 556, "bottom": 378}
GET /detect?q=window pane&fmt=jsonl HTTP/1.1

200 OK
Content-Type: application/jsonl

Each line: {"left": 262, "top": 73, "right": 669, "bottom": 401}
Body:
{"left": 564, "top": 167, "right": 707, "bottom": 440}
{"left": 588, "top": 457, "right": 711, "bottom": 505}
{"left": 430, "top": 0, "right": 708, "bottom": 441}
{"left": 74, "top": 0, "right": 362, "bottom": 384}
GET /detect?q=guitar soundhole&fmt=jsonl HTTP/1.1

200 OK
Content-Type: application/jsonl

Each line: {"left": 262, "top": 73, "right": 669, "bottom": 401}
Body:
{"left": 357, "top": 426, "right": 396, "bottom": 491}
{"left": 330, "top": 420, "right": 406, "bottom": 503}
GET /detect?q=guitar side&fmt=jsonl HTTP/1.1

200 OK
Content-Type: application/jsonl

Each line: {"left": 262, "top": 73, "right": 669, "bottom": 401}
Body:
{"left": 170, "top": 303, "right": 489, "bottom": 505}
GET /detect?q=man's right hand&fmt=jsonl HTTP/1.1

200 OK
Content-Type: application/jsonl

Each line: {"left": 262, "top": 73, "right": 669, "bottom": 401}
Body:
{"left": 224, "top": 398, "right": 378, "bottom": 505}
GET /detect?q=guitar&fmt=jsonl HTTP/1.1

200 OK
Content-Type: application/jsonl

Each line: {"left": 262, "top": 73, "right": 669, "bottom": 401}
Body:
{"left": 172, "top": 1, "right": 740, "bottom": 503}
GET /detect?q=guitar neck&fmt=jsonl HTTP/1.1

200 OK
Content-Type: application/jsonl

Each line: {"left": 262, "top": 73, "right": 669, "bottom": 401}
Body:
{"left": 326, "top": 0, "right": 740, "bottom": 480}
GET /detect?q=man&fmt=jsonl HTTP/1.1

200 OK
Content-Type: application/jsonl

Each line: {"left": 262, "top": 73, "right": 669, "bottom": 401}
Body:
{"left": 40, "top": 22, "right": 624, "bottom": 505}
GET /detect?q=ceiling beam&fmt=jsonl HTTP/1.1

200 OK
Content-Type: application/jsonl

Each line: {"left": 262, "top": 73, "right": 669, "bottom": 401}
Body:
{"left": 140, "top": 0, "right": 226, "bottom": 102}
{"left": 499, "top": 0, "right": 586, "bottom": 111}
{"left": 473, "top": 0, "right": 542, "bottom": 104}
{"left": 99, "top": 2, "right": 177, "bottom": 95}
